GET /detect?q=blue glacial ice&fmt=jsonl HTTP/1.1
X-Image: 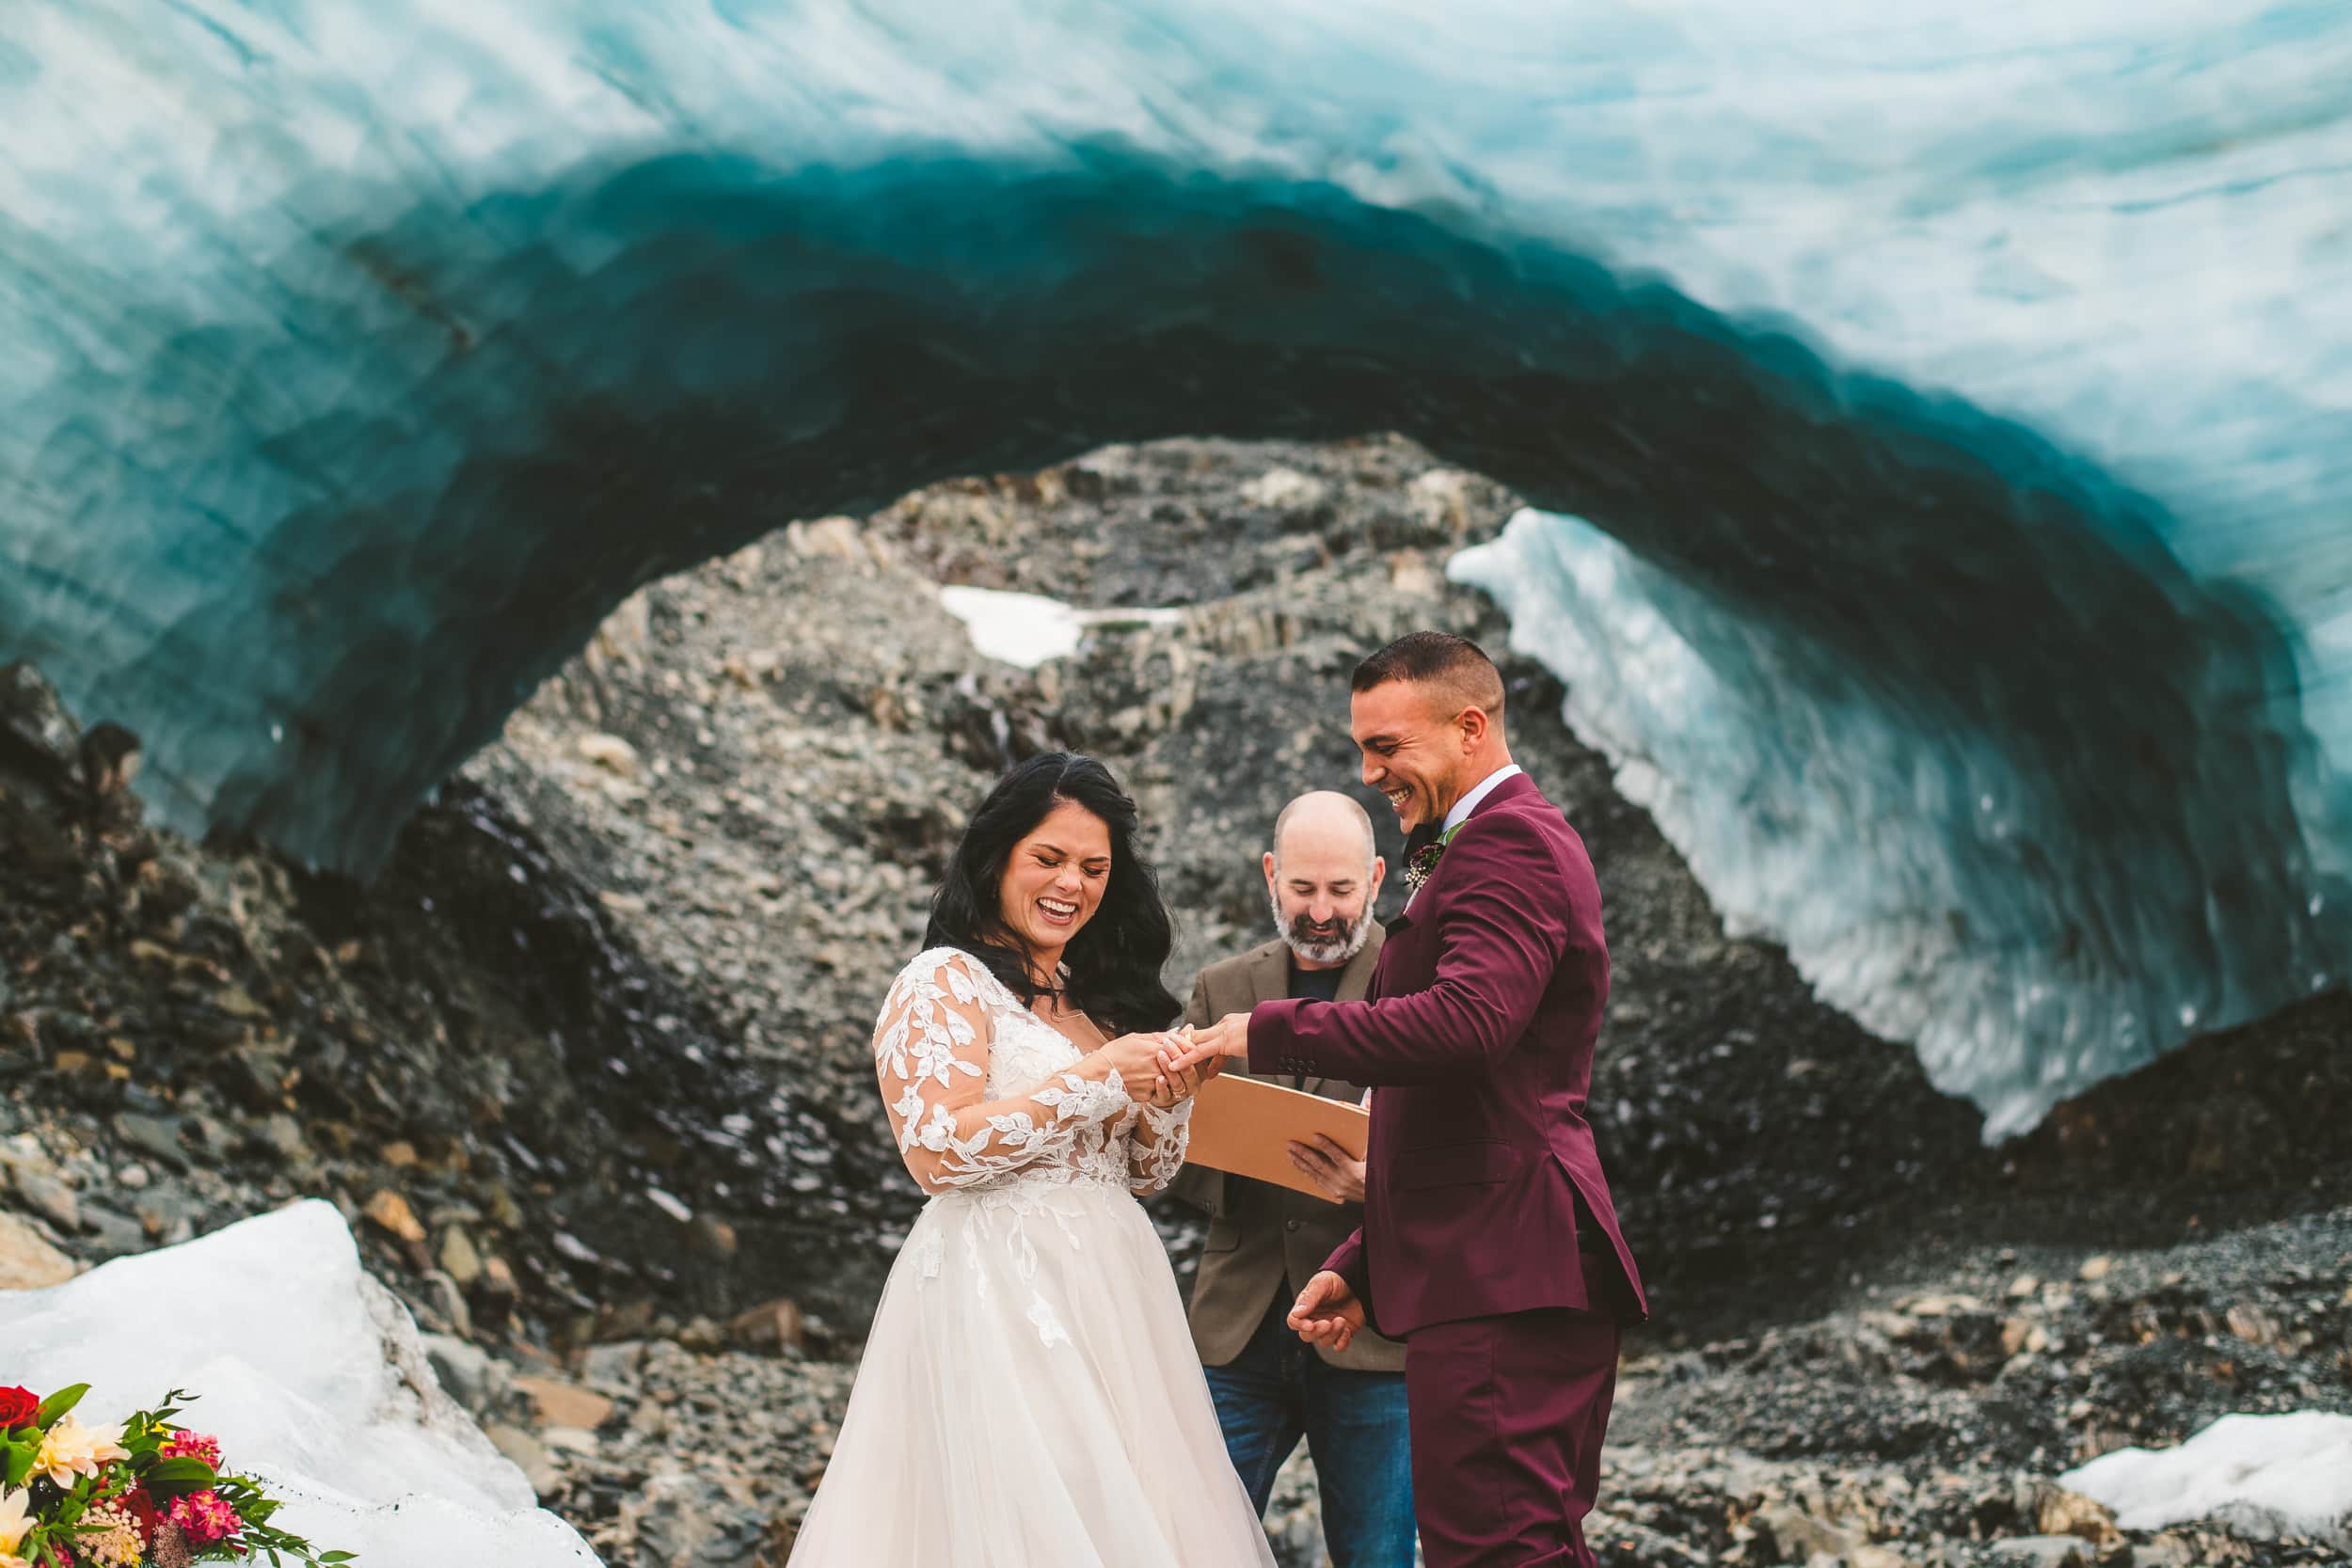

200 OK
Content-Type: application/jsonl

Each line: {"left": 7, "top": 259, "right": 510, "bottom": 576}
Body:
{"left": 2, "top": 1, "right": 2349, "bottom": 1132}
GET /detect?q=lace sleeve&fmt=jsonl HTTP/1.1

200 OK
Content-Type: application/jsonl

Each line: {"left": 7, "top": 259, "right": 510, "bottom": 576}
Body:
{"left": 1125, "top": 1099, "right": 1194, "bottom": 1196}
{"left": 874, "top": 950, "right": 1131, "bottom": 1194}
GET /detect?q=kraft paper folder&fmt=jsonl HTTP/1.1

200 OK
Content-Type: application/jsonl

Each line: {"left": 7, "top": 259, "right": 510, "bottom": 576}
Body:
{"left": 1184, "top": 1073, "right": 1370, "bottom": 1204}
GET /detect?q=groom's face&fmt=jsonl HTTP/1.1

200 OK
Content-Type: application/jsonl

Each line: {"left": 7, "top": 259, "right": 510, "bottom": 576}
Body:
{"left": 1351, "top": 679, "right": 1466, "bottom": 833}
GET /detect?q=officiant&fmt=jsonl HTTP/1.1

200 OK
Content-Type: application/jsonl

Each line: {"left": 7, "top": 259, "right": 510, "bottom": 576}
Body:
{"left": 1170, "top": 791, "right": 1414, "bottom": 1568}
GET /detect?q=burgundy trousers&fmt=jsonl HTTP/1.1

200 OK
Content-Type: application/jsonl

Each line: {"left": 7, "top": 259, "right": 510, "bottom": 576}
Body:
{"left": 1403, "top": 1306, "right": 1621, "bottom": 1568}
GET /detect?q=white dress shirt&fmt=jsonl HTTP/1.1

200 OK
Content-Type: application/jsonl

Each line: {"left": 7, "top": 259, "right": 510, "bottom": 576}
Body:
{"left": 1442, "top": 763, "right": 1523, "bottom": 836}
{"left": 1403, "top": 764, "right": 1525, "bottom": 919}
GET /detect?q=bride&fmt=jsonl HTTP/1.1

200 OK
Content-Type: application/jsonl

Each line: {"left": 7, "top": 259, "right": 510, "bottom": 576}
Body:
{"left": 787, "top": 753, "right": 1279, "bottom": 1567}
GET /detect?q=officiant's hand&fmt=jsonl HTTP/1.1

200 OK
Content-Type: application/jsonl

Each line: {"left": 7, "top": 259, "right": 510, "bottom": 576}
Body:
{"left": 1287, "top": 1271, "right": 1367, "bottom": 1353}
{"left": 1172, "top": 1011, "right": 1252, "bottom": 1078}
{"left": 1288, "top": 1134, "right": 1366, "bottom": 1204}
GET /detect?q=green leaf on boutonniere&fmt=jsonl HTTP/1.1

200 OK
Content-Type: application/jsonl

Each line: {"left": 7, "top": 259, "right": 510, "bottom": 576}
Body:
{"left": 3, "top": 1433, "right": 36, "bottom": 1487}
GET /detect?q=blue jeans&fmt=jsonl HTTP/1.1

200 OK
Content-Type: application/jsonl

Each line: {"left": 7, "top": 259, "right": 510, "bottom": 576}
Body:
{"left": 1203, "top": 1293, "right": 1417, "bottom": 1568}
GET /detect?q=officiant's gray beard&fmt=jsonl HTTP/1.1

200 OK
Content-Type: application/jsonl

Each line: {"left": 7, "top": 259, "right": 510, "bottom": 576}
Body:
{"left": 1268, "top": 883, "right": 1375, "bottom": 968}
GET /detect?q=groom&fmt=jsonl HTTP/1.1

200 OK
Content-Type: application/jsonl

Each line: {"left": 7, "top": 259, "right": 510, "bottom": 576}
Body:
{"left": 1183, "top": 631, "right": 1645, "bottom": 1568}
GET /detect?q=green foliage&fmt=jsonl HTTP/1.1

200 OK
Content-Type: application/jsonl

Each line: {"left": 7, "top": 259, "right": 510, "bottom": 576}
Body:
{"left": 31, "top": 1385, "right": 87, "bottom": 1427}
{"left": 0, "top": 1386, "right": 357, "bottom": 1566}
{"left": 142, "top": 1455, "right": 220, "bottom": 1498}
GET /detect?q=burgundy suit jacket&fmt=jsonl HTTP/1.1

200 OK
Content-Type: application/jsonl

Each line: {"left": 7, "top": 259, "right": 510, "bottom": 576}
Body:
{"left": 1248, "top": 770, "right": 1646, "bottom": 1338}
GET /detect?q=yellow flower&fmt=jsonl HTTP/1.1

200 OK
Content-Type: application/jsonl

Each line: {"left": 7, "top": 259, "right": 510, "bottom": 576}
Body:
{"left": 0, "top": 1486, "right": 32, "bottom": 1566}
{"left": 32, "top": 1413, "right": 130, "bottom": 1488}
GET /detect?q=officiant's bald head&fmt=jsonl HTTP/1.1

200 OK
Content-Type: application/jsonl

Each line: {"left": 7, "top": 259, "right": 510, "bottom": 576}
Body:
{"left": 1265, "top": 791, "right": 1382, "bottom": 969}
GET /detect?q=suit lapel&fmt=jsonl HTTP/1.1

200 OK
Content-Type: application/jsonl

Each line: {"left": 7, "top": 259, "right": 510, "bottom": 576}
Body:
{"left": 1398, "top": 769, "right": 1544, "bottom": 920}
{"left": 1301, "top": 928, "right": 1385, "bottom": 1103}
{"left": 1335, "top": 928, "right": 1383, "bottom": 1003}
{"left": 1213, "top": 941, "right": 1290, "bottom": 1085}
{"left": 1245, "top": 941, "right": 1290, "bottom": 1010}
{"left": 1470, "top": 768, "right": 1541, "bottom": 817}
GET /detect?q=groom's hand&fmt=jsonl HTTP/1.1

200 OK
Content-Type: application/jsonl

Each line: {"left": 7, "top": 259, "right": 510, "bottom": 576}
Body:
{"left": 1172, "top": 1010, "right": 1252, "bottom": 1078}
{"left": 1286, "top": 1271, "right": 1366, "bottom": 1353}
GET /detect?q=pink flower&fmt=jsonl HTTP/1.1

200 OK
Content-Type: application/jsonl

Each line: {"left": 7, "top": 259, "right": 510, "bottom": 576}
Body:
{"left": 164, "top": 1489, "right": 243, "bottom": 1545}
{"left": 159, "top": 1432, "right": 223, "bottom": 1469}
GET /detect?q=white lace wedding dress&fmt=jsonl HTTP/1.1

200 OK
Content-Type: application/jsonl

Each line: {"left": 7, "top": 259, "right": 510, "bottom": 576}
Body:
{"left": 787, "top": 947, "right": 1279, "bottom": 1567}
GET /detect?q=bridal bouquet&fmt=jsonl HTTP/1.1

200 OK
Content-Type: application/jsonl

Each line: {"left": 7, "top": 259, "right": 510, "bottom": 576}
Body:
{"left": 0, "top": 1383, "right": 352, "bottom": 1568}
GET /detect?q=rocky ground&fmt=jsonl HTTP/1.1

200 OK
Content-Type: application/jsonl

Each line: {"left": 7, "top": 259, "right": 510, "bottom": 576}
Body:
{"left": 4, "top": 435, "right": 2348, "bottom": 1567}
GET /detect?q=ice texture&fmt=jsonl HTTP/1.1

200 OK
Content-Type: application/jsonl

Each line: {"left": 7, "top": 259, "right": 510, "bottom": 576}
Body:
{"left": 1454, "top": 502, "right": 2345, "bottom": 1135}
{"left": 2062, "top": 1411, "right": 2352, "bottom": 1549}
{"left": 0, "top": 1202, "right": 600, "bottom": 1567}
{"left": 2, "top": 2, "right": 2348, "bottom": 1128}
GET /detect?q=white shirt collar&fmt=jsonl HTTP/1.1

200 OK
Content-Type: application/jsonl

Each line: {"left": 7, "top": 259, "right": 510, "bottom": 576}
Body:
{"left": 1442, "top": 764, "right": 1522, "bottom": 836}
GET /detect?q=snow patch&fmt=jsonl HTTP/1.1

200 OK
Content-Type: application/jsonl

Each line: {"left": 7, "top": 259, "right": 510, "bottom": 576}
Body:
{"left": 938, "top": 585, "right": 1183, "bottom": 669}
{"left": 0, "top": 1202, "right": 601, "bottom": 1567}
{"left": 2061, "top": 1410, "right": 2352, "bottom": 1549}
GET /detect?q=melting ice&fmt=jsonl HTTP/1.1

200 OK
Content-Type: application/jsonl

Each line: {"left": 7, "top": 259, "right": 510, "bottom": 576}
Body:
{"left": 0, "top": 1202, "right": 599, "bottom": 1567}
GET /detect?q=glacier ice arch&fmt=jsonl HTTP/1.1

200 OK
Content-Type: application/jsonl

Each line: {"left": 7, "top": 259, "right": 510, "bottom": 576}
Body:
{"left": 4, "top": 2, "right": 2350, "bottom": 1135}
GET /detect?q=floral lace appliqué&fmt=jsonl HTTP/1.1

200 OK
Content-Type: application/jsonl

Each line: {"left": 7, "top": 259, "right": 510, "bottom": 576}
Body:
{"left": 872, "top": 948, "right": 1191, "bottom": 1201}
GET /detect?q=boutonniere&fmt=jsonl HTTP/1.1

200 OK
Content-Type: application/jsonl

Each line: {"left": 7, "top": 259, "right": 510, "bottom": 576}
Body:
{"left": 1404, "top": 824, "right": 1463, "bottom": 892}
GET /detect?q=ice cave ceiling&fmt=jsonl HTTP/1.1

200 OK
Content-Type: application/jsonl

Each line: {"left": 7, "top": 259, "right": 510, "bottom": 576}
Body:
{"left": 4, "top": 1, "right": 2349, "bottom": 1132}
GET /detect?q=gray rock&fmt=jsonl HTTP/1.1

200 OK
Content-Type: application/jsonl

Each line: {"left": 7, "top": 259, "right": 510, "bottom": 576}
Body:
{"left": 1756, "top": 1503, "right": 1867, "bottom": 1563}
{"left": 618, "top": 1469, "right": 770, "bottom": 1568}
{"left": 250, "top": 1114, "right": 308, "bottom": 1164}
{"left": 582, "top": 1340, "right": 649, "bottom": 1388}
{"left": 437, "top": 1224, "right": 484, "bottom": 1288}
{"left": 8, "top": 1167, "right": 80, "bottom": 1233}
{"left": 0, "top": 661, "right": 81, "bottom": 772}
{"left": 484, "top": 1421, "right": 563, "bottom": 1500}
{"left": 132, "top": 1187, "right": 199, "bottom": 1244}
{"left": 1990, "top": 1537, "right": 2091, "bottom": 1568}
{"left": 75, "top": 1202, "right": 148, "bottom": 1258}
{"left": 110, "top": 1112, "right": 187, "bottom": 1172}
{"left": 223, "top": 1044, "right": 288, "bottom": 1112}
{"left": 422, "top": 1331, "right": 501, "bottom": 1416}
{"left": 422, "top": 1267, "right": 473, "bottom": 1339}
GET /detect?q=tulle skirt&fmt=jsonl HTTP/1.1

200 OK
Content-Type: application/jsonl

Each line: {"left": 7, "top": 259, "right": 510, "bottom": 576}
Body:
{"left": 787, "top": 1172, "right": 1278, "bottom": 1567}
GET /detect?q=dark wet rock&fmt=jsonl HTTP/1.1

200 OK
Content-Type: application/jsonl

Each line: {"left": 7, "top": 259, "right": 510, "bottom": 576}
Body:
{"left": 5, "top": 436, "right": 2349, "bottom": 1568}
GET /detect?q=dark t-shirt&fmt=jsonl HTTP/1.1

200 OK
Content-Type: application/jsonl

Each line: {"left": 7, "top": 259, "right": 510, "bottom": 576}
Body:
{"left": 1287, "top": 961, "right": 1345, "bottom": 1004}
{"left": 1284, "top": 961, "right": 1345, "bottom": 1090}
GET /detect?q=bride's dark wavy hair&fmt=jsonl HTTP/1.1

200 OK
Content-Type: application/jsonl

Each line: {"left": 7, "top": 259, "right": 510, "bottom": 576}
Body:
{"left": 923, "top": 752, "right": 1180, "bottom": 1033}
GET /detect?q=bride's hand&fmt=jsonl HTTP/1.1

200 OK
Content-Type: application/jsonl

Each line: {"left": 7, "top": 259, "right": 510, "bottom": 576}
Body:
{"left": 1093, "top": 1031, "right": 1182, "bottom": 1102}
{"left": 1148, "top": 1043, "right": 1202, "bottom": 1109}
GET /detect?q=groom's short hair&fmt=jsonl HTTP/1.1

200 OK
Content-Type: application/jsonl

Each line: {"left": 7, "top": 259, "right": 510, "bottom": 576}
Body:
{"left": 1352, "top": 631, "right": 1506, "bottom": 718}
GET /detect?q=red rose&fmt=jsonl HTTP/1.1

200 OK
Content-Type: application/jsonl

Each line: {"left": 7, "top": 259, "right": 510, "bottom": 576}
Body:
{"left": 0, "top": 1385, "right": 37, "bottom": 1430}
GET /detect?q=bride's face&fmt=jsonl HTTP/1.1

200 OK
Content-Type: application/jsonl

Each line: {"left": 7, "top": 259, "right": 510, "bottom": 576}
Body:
{"left": 997, "top": 800, "right": 1114, "bottom": 957}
